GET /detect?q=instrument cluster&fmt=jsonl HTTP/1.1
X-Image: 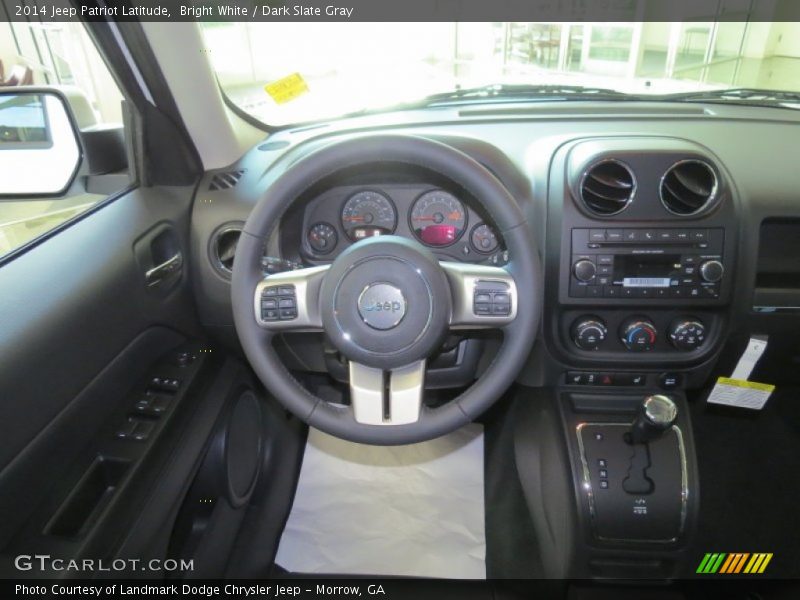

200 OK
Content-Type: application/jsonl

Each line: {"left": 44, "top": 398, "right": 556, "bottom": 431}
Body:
{"left": 298, "top": 183, "right": 505, "bottom": 265}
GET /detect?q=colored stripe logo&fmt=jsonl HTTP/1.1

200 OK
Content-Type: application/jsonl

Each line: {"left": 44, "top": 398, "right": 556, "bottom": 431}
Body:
{"left": 696, "top": 552, "right": 773, "bottom": 574}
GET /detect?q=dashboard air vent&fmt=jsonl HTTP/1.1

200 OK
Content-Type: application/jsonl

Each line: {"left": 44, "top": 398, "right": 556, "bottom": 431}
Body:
{"left": 209, "top": 169, "right": 245, "bottom": 191}
{"left": 579, "top": 159, "right": 635, "bottom": 216}
{"left": 213, "top": 227, "right": 241, "bottom": 273}
{"left": 660, "top": 160, "right": 718, "bottom": 216}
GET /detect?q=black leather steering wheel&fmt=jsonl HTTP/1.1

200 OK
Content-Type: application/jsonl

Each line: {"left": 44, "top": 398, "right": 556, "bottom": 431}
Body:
{"left": 231, "top": 135, "right": 542, "bottom": 445}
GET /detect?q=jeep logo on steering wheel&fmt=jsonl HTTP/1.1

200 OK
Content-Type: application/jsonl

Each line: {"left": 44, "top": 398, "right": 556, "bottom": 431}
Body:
{"left": 357, "top": 283, "right": 407, "bottom": 330}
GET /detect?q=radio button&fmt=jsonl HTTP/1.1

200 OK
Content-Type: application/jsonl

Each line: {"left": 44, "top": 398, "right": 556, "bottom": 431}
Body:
{"left": 589, "top": 230, "right": 607, "bottom": 242}
{"left": 670, "top": 287, "right": 686, "bottom": 298}
{"left": 587, "top": 286, "right": 603, "bottom": 298}
{"left": 597, "top": 264, "right": 613, "bottom": 275}
{"left": 623, "top": 229, "right": 641, "bottom": 242}
{"left": 573, "top": 259, "right": 597, "bottom": 282}
{"left": 700, "top": 260, "right": 725, "bottom": 283}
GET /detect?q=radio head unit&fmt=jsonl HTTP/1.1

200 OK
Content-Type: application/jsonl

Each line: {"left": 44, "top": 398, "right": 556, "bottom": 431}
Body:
{"left": 569, "top": 228, "right": 725, "bottom": 300}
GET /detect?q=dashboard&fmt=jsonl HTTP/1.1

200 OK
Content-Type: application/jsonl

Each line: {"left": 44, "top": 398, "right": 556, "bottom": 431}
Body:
{"left": 190, "top": 99, "right": 800, "bottom": 392}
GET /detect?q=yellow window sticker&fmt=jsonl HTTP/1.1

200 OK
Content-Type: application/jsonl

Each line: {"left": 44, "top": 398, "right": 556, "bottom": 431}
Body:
{"left": 707, "top": 377, "right": 776, "bottom": 410}
{"left": 264, "top": 73, "right": 309, "bottom": 104}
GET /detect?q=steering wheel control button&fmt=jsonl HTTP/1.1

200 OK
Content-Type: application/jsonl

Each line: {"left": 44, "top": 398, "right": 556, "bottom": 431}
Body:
{"left": 262, "top": 285, "right": 297, "bottom": 321}
{"left": 620, "top": 317, "right": 657, "bottom": 351}
{"left": 472, "top": 281, "right": 511, "bottom": 317}
{"left": 357, "top": 283, "right": 408, "bottom": 330}
{"left": 571, "top": 316, "right": 608, "bottom": 351}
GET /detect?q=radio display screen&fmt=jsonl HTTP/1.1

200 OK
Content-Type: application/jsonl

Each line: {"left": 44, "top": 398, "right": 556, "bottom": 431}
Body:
{"left": 616, "top": 254, "right": 680, "bottom": 288}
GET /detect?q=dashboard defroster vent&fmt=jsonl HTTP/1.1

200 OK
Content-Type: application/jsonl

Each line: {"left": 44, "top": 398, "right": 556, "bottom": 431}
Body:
{"left": 579, "top": 159, "right": 635, "bottom": 216}
{"left": 209, "top": 170, "right": 245, "bottom": 191}
{"left": 660, "top": 160, "right": 718, "bottom": 216}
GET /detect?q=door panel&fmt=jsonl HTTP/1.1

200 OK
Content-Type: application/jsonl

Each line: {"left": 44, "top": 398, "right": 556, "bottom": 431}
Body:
{"left": 0, "top": 185, "right": 200, "bottom": 558}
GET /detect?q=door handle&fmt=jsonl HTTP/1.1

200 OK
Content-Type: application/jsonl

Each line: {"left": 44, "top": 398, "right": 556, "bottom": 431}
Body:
{"left": 145, "top": 252, "right": 183, "bottom": 287}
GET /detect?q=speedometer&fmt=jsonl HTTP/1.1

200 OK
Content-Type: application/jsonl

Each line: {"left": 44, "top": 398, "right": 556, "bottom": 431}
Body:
{"left": 410, "top": 190, "right": 467, "bottom": 247}
{"left": 341, "top": 190, "right": 397, "bottom": 240}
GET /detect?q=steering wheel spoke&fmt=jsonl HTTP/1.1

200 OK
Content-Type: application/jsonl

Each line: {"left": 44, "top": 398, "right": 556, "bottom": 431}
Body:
{"left": 441, "top": 261, "right": 518, "bottom": 329}
{"left": 254, "top": 265, "right": 329, "bottom": 331}
{"left": 349, "top": 360, "right": 426, "bottom": 425}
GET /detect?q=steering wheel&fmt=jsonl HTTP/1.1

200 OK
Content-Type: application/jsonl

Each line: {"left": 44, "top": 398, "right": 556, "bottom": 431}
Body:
{"left": 231, "top": 135, "right": 542, "bottom": 445}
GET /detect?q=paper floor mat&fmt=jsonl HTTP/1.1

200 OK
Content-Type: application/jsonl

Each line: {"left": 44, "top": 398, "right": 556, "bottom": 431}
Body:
{"left": 274, "top": 423, "right": 486, "bottom": 578}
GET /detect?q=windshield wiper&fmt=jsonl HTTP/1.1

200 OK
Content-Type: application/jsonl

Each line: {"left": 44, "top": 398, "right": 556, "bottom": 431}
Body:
{"left": 661, "top": 88, "right": 800, "bottom": 107}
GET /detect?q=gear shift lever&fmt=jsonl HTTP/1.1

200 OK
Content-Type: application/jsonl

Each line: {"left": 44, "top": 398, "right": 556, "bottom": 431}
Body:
{"left": 623, "top": 395, "right": 678, "bottom": 495}
{"left": 629, "top": 394, "right": 678, "bottom": 444}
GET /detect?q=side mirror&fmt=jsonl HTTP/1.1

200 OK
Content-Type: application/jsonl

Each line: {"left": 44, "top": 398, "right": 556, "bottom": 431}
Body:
{"left": 0, "top": 90, "right": 81, "bottom": 196}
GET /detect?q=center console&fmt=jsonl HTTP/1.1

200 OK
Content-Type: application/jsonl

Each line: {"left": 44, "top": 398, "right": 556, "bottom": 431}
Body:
{"left": 514, "top": 136, "right": 737, "bottom": 578}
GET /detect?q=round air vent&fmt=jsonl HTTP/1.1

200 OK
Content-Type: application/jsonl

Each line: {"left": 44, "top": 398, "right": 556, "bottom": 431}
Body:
{"left": 212, "top": 226, "right": 242, "bottom": 275}
{"left": 579, "top": 159, "right": 636, "bottom": 216}
{"left": 660, "top": 159, "right": 718, "bottom": 216}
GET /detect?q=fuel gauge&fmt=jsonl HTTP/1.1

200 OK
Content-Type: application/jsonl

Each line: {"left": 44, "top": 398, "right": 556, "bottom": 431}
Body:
{"left": 470, "top": 223, "right": 500, "bottom": 254}
{"left": 307, "top": 222, "right": 338, "bottom": 254}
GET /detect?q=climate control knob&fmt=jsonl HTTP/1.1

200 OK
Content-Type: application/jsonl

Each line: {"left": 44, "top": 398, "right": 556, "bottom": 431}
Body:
{"left": 620, "top": 317, "right": 657, "bottom": 352}
{"left": 573, "top": 259, "right": 597, "bottom": 282}
{"left": 699, "top": 260, "right": 724, "bottom": 283}
{"left": 668, "top": 318, "right": 706, "bottom": 351}
{"left": 571, "top": 317, "right": 608, "bottom": 351}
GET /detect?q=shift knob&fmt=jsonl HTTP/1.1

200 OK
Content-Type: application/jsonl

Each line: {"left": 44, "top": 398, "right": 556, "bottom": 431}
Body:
{"left": 629, "top": 395, "right": 677, "bottom": 444}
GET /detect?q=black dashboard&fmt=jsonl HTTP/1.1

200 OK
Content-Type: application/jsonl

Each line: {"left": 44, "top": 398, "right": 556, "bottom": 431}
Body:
{"left": 190, "top": 99, "right": 800, "bottom": 393}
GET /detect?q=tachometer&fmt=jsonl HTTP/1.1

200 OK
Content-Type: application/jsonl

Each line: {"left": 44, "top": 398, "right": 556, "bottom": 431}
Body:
{"left": 410, "top": 190, "right": 466, "bottom": 247}
{"left": 341, "top": 190, "right": 397, "bottom": 240}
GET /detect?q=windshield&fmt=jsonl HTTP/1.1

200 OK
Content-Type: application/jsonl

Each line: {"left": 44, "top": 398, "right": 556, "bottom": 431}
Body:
{"left": 200, "top": 22, "right": 800, "bottom": 126}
